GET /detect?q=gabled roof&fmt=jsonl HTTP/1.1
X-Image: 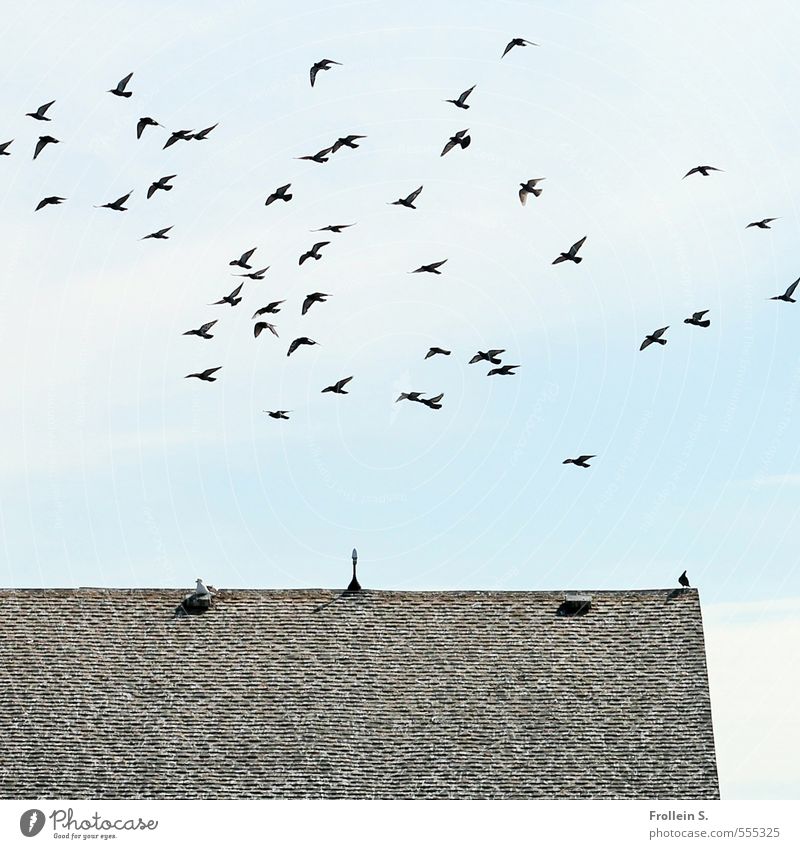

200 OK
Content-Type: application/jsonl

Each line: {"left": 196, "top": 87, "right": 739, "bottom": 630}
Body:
{"left": 0, "top": 587, "right": 718, "bottom": 799}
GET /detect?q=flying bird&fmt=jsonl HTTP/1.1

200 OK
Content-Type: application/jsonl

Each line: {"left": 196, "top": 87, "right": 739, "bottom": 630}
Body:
{"left": 235, "top": 267, "right": 270, "bottom": 280}
{"left": 287, "top": 337, "right": 317, "bottom": 357}
{"left": 553, "top": 236, "right": 587, "bottom": 264}
{"left": 252, "top": 301, "right": 284, "bottom": 318}
{"left": 296, "top": 146, "right": 333, "bottom": 163}
{"left": 678, "top": 570, "right": 690, "bottom": 588}
{"left": 185, "top": 367, "right": 221, "bottom": 382}
{"left": 35, "top": 196, "right": 66, "bottom": 211}
{"left": 488, "top": 364, "right": 519, "bottom": 376}
{"left": 563, "top": 455, "right": 595, "bottom": 468}
{"left": 299, "top": 242, "right": 330, "bottom": 265}
{"left": 502, "top": 37, "right": 538, "bottom": 57}
{"left": 26, "top": 100, "right": 55, "bottom": 121}
{"left": 0, "top": 139, "right": 12, "bottom": 155}
{"left": 141, "top": 226, "right": 173, "bottom": 240}
{"left": 265, "top": 184, "right": 292, "bottom": 205}
{"left": 331, "top": 135, "right": 366, "bottom": 152}
{"left": 136, "top": 117, "right": 159, "bottom": 139}
{"left": 302, "top": 292, "right": 330, "bottom": 315}
{"left": 396, "top": 392, "right": 425, "bottom": 403}
{"left": 425, "top": 347, "right": 451, "bottom": 359}
{"left": 33, "top": 135, "right": 58, "bottom": 160}
{"left": 411, "top": 260, "right": 447, "bottom": 274}
{"left": 230, "top": 247, "right": 257, "bottom": 269}
{"left": 441, "top": 128, "right": 471, "bottom": 157}
{"left": 192, "top": 124, "right": 218, "bottom": 140}
{"left": 684, "top": 310, "right": 710, "bottom": 327}
{"left": 183, "top": 320, "right": 218, "bottom": 339}
{"left": 322, "top": 376, "right": 353, "bottom": 394}
{"left": 390, "top": 186, "right": 423, "bottom": 208}
{"left": 254, "top": 321, "right": 279, "bottom": 338}
{"left": 746, "top": 217, "right": 778, "bottom": 229}
{"left": 313, "top": 223, "right": 355, "bottom": 233}
{"left": 420, "top": 392, "right": 444, "bottom": 410}
{"left": 445, "top": 85, "right": 475, "bottom": 109}
{"left": 519, "top": 178, "right": 545, "bottom": 205}
{"left": 109, "top": 72, "right": 133, "bottom": 97}
{"left": 469, "top": 349, "right": 505, "bottom": 365}
{"left": 683, "top": 165, "right": 722, "bottom": 178}
{"left": 770, "top": 278, "right": 799, "bottom": 303}
{"left": 94, "top": 191, "right": 132, "bottom": 211}
{"left": 147, "top": 174, "right": 176, "bottom": 199}
{"left": 264, "top": 410, "right": 291, "bottom": 420}
{"left": 164, "top": 129, "right": 194, "bottom": 149}
{"left": 211, "top": 282, "right": 244, "bottom": 307}
{"left": 310, "top": 59, "right": 341, "bottom": 87}
{"left": 640, "top": 326, "right": 669, "bottom": 350}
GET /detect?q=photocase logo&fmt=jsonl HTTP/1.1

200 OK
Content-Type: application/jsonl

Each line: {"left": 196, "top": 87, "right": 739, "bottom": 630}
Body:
{"left": 19, "top": 809, "right": 46, "bottom": 837}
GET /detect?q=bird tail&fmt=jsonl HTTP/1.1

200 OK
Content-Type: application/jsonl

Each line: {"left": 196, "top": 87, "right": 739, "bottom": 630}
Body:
{"left": 698, "top": 320, "right": 710, "bottom": 327}
{"left": 573, "top": 256, "right": 583, "bottom": 264}
{"left": 163, "top": 185, "right": 173, "bottom": 191}
{"left": 285, "top": 194, "right": 293, "bottom": 201}
{"left": 656, "top": 338, "right": 667, "bottom": 345}
{"left": 531, "top": 187, "right": 543, "bottom": 197}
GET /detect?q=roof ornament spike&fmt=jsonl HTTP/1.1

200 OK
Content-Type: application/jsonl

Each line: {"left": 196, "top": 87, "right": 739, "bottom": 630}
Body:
{"left": 347, "top": 548, "right": 361, "bottom": 593}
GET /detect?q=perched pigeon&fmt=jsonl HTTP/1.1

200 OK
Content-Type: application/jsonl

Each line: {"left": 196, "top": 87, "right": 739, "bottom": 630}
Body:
{"left": 195, "top": 578, "right": 211, "bottom": 596}
{"left": 678, "top": 570, "right": 690, "bottom": 588}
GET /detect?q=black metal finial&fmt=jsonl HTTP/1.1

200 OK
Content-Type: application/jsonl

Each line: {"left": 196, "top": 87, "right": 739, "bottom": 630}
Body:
{"left": 347, "top": 547, "right": 361, "bottom": 592}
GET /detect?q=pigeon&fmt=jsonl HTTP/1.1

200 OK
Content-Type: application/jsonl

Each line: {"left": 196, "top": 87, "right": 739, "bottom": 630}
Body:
{"left": 136, "top": 117, "right": 159, "bottom": 139}
{"left": 264, "top": 410, "right": 291, "bottom": 420}
{"left": 678, "top": 570, "right": 690, "bottom": 588}
{"left": 411, "top": 260, "right": 447, "bottom": 274}
{"left": 195, "top": 578, "right": 212, "bottom": 596}
{"left": 312, "top": 223, "right": 355, "bottom": 233}
{"left": 141, "top": 226, "right": 173, "bottom": 240}
{"left": 396, "top": 391, "right": 425, "bottom": 403}
{"left": 147, "top": 174, "right": 176, "bottom": 199}
{"left": 552, "top": 236, "right": 587, "bottom": 264}
{"left": 469, "top": 349, "right": 504, "bottom": 365}
{"left": 164, "top": 129, "right": 194, "bottom": 149}
{"left": 252, "top": 301, "right": 284, "bottom": 318}
{"left": 441, "top": 128, "right": 471, "bottom": 157}
{"left": 109, "top": 72, "right": 133, "bottom": 97}
{"left": 0, "top": 139, "right": 12, "bottom": 155}
{"left": 640, "top": 326, "right": 669, "bottom": 350}
{"left": 683, "top": 165, "right": 722, "bottom": 178}
{"left": 33, "top": 135, "right": 58, "bottom": 160}
{"left": 322, "top": 376, "right": 353, "bottom": 394}
{"left": 488, "top": 364, "right": 519, "bottom": 376}
{"left": 445, "top": 85, "right": 475, "bottom": 109}
{"left": 265, "top": 184, "right": 292, "bottom": 205}
{"left": 302, "top": 292, "right": 330, "bottom": 315}
{"left": 684, "top": 310, "right": 710, "bottom": 327}
{"left": 420, "top": 392, "right": 444, "bottom": 410}
{"left": 296, "top": 146, "right": 333, "bottom": 163}
{"left": 519, "top": 178, "right": 545, "bottom": 205}
{"left": 183, "top": 320, "right": 218, "bottom": 339}
{"left": 287, "top": 337, "right": 317, "bottom": 357}
{"left": 211, "top": 282, "right": 244, "bottom": 307}
{"left": 35, "top": 196, "right": 66, "bottom": 211}
{"left": 770, "top": 278, "right": 799, "bottom": 303}
{"left": 563, "top": 455, "right": 595, "bottom": 468}
{"left": 185, "top": 367, "right": 221, "bottom": 382}
{"left": 254, "top": 322, "right": 279, "bottom": 338}
{"left": 425, "top": 347, "right": 451, "bottom": 359}
{"left": 746, "top": 218, "right": 778, "bottom": 229}
{"left": 390, "top": 186, "right": 423, "bottom": 208}
{"left": 299, "top": 242, "right": 330, "bottom": 265}
{"left": 192, "top": 124, "right": 218, "bottom": 140}
{"left": 94, "top": 191, "right": 132, "bottom": 211}
{"left": 235, "top": 267, "right": 270, "bottom": 280}
{"left": 26, "top": 100, "right": 55, "bottom": 121}
{"left": 230, "top": 248, "right": 257, "bottom": 269}
{"left": 502, "top": 37, "right": 538, "bottom": 57}
{"left": 310, "top": 59, "right": 341, "bottom": 87}
{"left": 331, "top": 135, "right": 366, "bottom": 152}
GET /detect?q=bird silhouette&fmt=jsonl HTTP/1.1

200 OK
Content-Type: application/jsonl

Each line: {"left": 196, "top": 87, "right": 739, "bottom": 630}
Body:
{"left": 94, "top": 191, "right": 132, "bottom": 211}
{"left": 141, "top": 226, "right": 173, "bottom": 240}
{"left": 678, "top": 570, "right": 690, "bottom": 588}
{"left": 420, "top": 392, "right": 444, "bottom": 410}
{"left": 411, "top": 259, "right": 447, "bottom": 274}
{"left": 553, "top": 236, "right": 586, "bottom": 264}
{"left": 747, "top": 217, "right": 778, "bottom": 229}
{"left": 211, "top": 282, "right": 244, "bottom": 307}
{"left": 109, "top": 72, "right": 133, "bottom": 97}
{"left": 469, "top": 349, "right": 504, "bottom": 365}
{"left": 299, "top": 242, "right": 330, "bottom": 265}
{"left": 192, "top": 124, "right": 218, "bottom": 140}
{"left": 254, "top": 321, "right": 279, "bottom": 338}
{"left": 287, "top": 337, "right": 317, "bottom": 356}
{"left": 147, "top": 174, "right": 176, "bottom": 199}
{"left": 488, "top": 364, "right": 519, "bottom": 376}
{"left": 396, "top": 392, "right": 425, "bottom": 403}
{"left": 164, "top": 129, "right": 194, "bottom": 149}
{"left": 390, "top": 186, "right": 423, "bottom": 208}
{"left": 265, "top": 184, "right": 292, "bottom": 205}
{"left": 264, "top": 410, "right": 291, "bottom": 420}
{"left": 302, "top": 292, "right": 330, "bottom": 315}
{"left": 441, "top": 129, "right": 471, "bottom": 157}
{"left": 684, "top": 310, "right": 710, "bottom": 327}
{"left": 683, "top": 165, "right": 722, "bottom": 178}
{"left": 252, "top": 301, "right": 284, "bottom": 318}
{"left": 35, "top": 196, "right": 66, "bottom": 211}
{"left": 310, "top": 59, "right": 341, "bottom": 87}
{"left": 770, "top": 278, "right": 799, "bottom": 303}
{"left": 296, "top": 146, "right": 333, "bottom": 163}
{"left": 33, "top": 135, "right": 58, "bottom": 160}
{"left": 183, "top": 320, "right": 217, "bottom": 339}
{"left": 185, "top": 367, "right": 221, "bottom": 381}
{"left": 322, "top": 376, "right": 353, "bottom": 394}
{"left": 230, "top": 247, "right": 257, "bottom": 269}
{"left": 26, "top": 100, "right": 55, "bottom": 121}
{"left": 563, "top": 455, "right": 595, "bottom": 468}
{"left": 235, "top": 267, "right": 269, "bottom": 280}
{"left": 425, "top": 347, "right": 451, "bottom": 359}
{"left": 519, "top": 178, "right": 545, "bottom": 205}
{"left": 313, "top": 223, "right": 355, "bottom": 233}
{"left": 0, "top": 140, "right": 12, "bottom": 155}
{"left": 445, "top": 85, "right": 475, "bottom": 109}
{"left": 502, "top": 37, "right": 538, "bottom": 57}
{"left": 136, "top": 117, "right": 159, "bottom": 139}
{"left": 331, "top": 134, "right": 366, "bottom": 152}
{"left": 640, "top": 326, "right": 669, "bottom": 350}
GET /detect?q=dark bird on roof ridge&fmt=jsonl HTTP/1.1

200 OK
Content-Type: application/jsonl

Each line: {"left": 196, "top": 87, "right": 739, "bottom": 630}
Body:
{"left": 420, "top": 392, "right": 444, "bottom": 409}
{"left": 235, "top": 267, "right": 270, "bottom": 280}
{"left": 445, "top": 85, "right": 475, "bottom": 109}
{"left": 488, "top": 364, "right": 519, "bottom": 376}
{"left": 141, "top": 226, "right": 173, "bottom": 240}
{"left": 441, "top": 128, "right": 471, "bottom": 157}
{"left": 563, "top": 455, "right": 595, "bottom": 468}
{"left": 287, "top": 337, "right": 317, "bottom": 357}
{"left": 302, "top": 292, "right": 330, "bottom": 315}
{"left": 322, "top": 376, "right": 353, "bottom": 394}
{"left": 192, "top": 124, "right": 218, "bottom": 140}
{"left": 230, "top": 247, "right": 257, "bottom": 269}
{"left": 425, "top": 347, "right": 451, "bottom": 359}
{"left": 299, "top": 242, "right": 330, "bottom": 265}
{"left": 254, "top": 321, "right": 279, "bottom": 338}
{"left": 747, "top": 217, "right": 778, "bottom": 229}
{"left": 109, "top": 72, "right": 133, "bottom": 97}
{"left": 0, "top": 139, "right": 13, "bottom": 155}
{"left": 678, "top": 570, "right": 690, "bottom": 588}
{"left": 770, "top": 278, "right": 799, "bottom": 303}
{"left": 27, "top": 100, "right": 55, "bottom": 121}
{"left": 147, "top": 174, "right": 176, "bottom": 199}
{"left": 185, "top": 366, "right": 221, "bottom": 381}
{"left": 640, "top": 326, "right": 669, "bottom": 350}
{"left": 211, "top": 282, "right": 244, "bottom": 307}
{"left": 252, "top": 301, "right": 284, "bottom": 318}
{"left": 265, "top": 184, "right": 292, "bottom": 205}
{"left": 264, "top": 410, "right": 291, "bottom": 419}
{"left": 502, "top": 37, "right": 538, "bottom": 57}
{"left": 683, "top": 165, "right": 722, "bottom": 178}
{"left": 136, "top": 117, "right": 159, "bottom": 139}
{"left": 313, "top": 223, "right": 355, "bottom": 233}
{"left": 33, "top": 135, "right": 58, "bottom": 160}
{"left": 519, "top": 178, "right": 545, "bottom": 205}
{"left": 396, "top": 391, "right": 425, "bottom": 403}
{"left": 552, "top": 235, "right": 586, "bottom": 265}
{"left": 35, "top": 196, "right": 66, "bottom": 211}
{"left": 295, "top": 146, "right": 333, "bottom": 163}
{"left": 469, "top": 349, "right": 504, "bottom": 365}
{"left": 390, "top": 186, "right": 423, "bottom": 208}
{"left": 331, "top": 134, "right": 366, "bottom": 153}
{"left": 684, "top": 310, "right": 710, "bottom": 327}
{"left": 411, "top": 259, "right": 447, "bottom": 274}
{"left": 164, "top": 129, "right": 194, "bottom": 149}
{"left": 310, "top": 59, "right": 341, "bottom": 87}
{"left": 183, "top": 320, "right": 217, "bottom": 339}
{"left": 94, "top": 191, "right": 132, "bottom": 211}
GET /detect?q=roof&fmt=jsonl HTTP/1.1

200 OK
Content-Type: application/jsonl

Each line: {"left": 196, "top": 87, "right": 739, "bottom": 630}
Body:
{"left": 0, "top": 587, "right": 719, "bottom": 800}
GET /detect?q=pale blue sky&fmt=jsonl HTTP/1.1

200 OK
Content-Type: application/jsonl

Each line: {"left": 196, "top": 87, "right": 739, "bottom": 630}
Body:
{"left": 0, "top": 0, "right": 798, "bottom": 798}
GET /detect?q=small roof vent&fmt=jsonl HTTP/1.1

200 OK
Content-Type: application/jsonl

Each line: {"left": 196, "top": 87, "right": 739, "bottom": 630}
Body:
{"left": 346, "top": 548, "right": 361, "bottom": 593}
{"left": 558, "top": 592, "right": 592, "bottom": 617}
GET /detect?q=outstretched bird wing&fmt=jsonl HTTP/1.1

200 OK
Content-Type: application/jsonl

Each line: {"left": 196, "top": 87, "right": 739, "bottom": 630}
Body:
{"left": 199, "top": 321, "right": 217, "bottom": 334}
{"left": 692, "top": 310, "right": 709, "bottom": 321}
{"left": 568, "top": 236, "right": 587, "bottom": 256}
{"left": 576, "top": 455, "right": 596, "bottom": 463}
{"left": 785, "top": 278, "right": 800, "bottom": 299}
{"left": 116, "top": 72, "right": 133, "bottom": 92}
{"left": 406, "top": 186, "right": 423, "bottom": 204}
